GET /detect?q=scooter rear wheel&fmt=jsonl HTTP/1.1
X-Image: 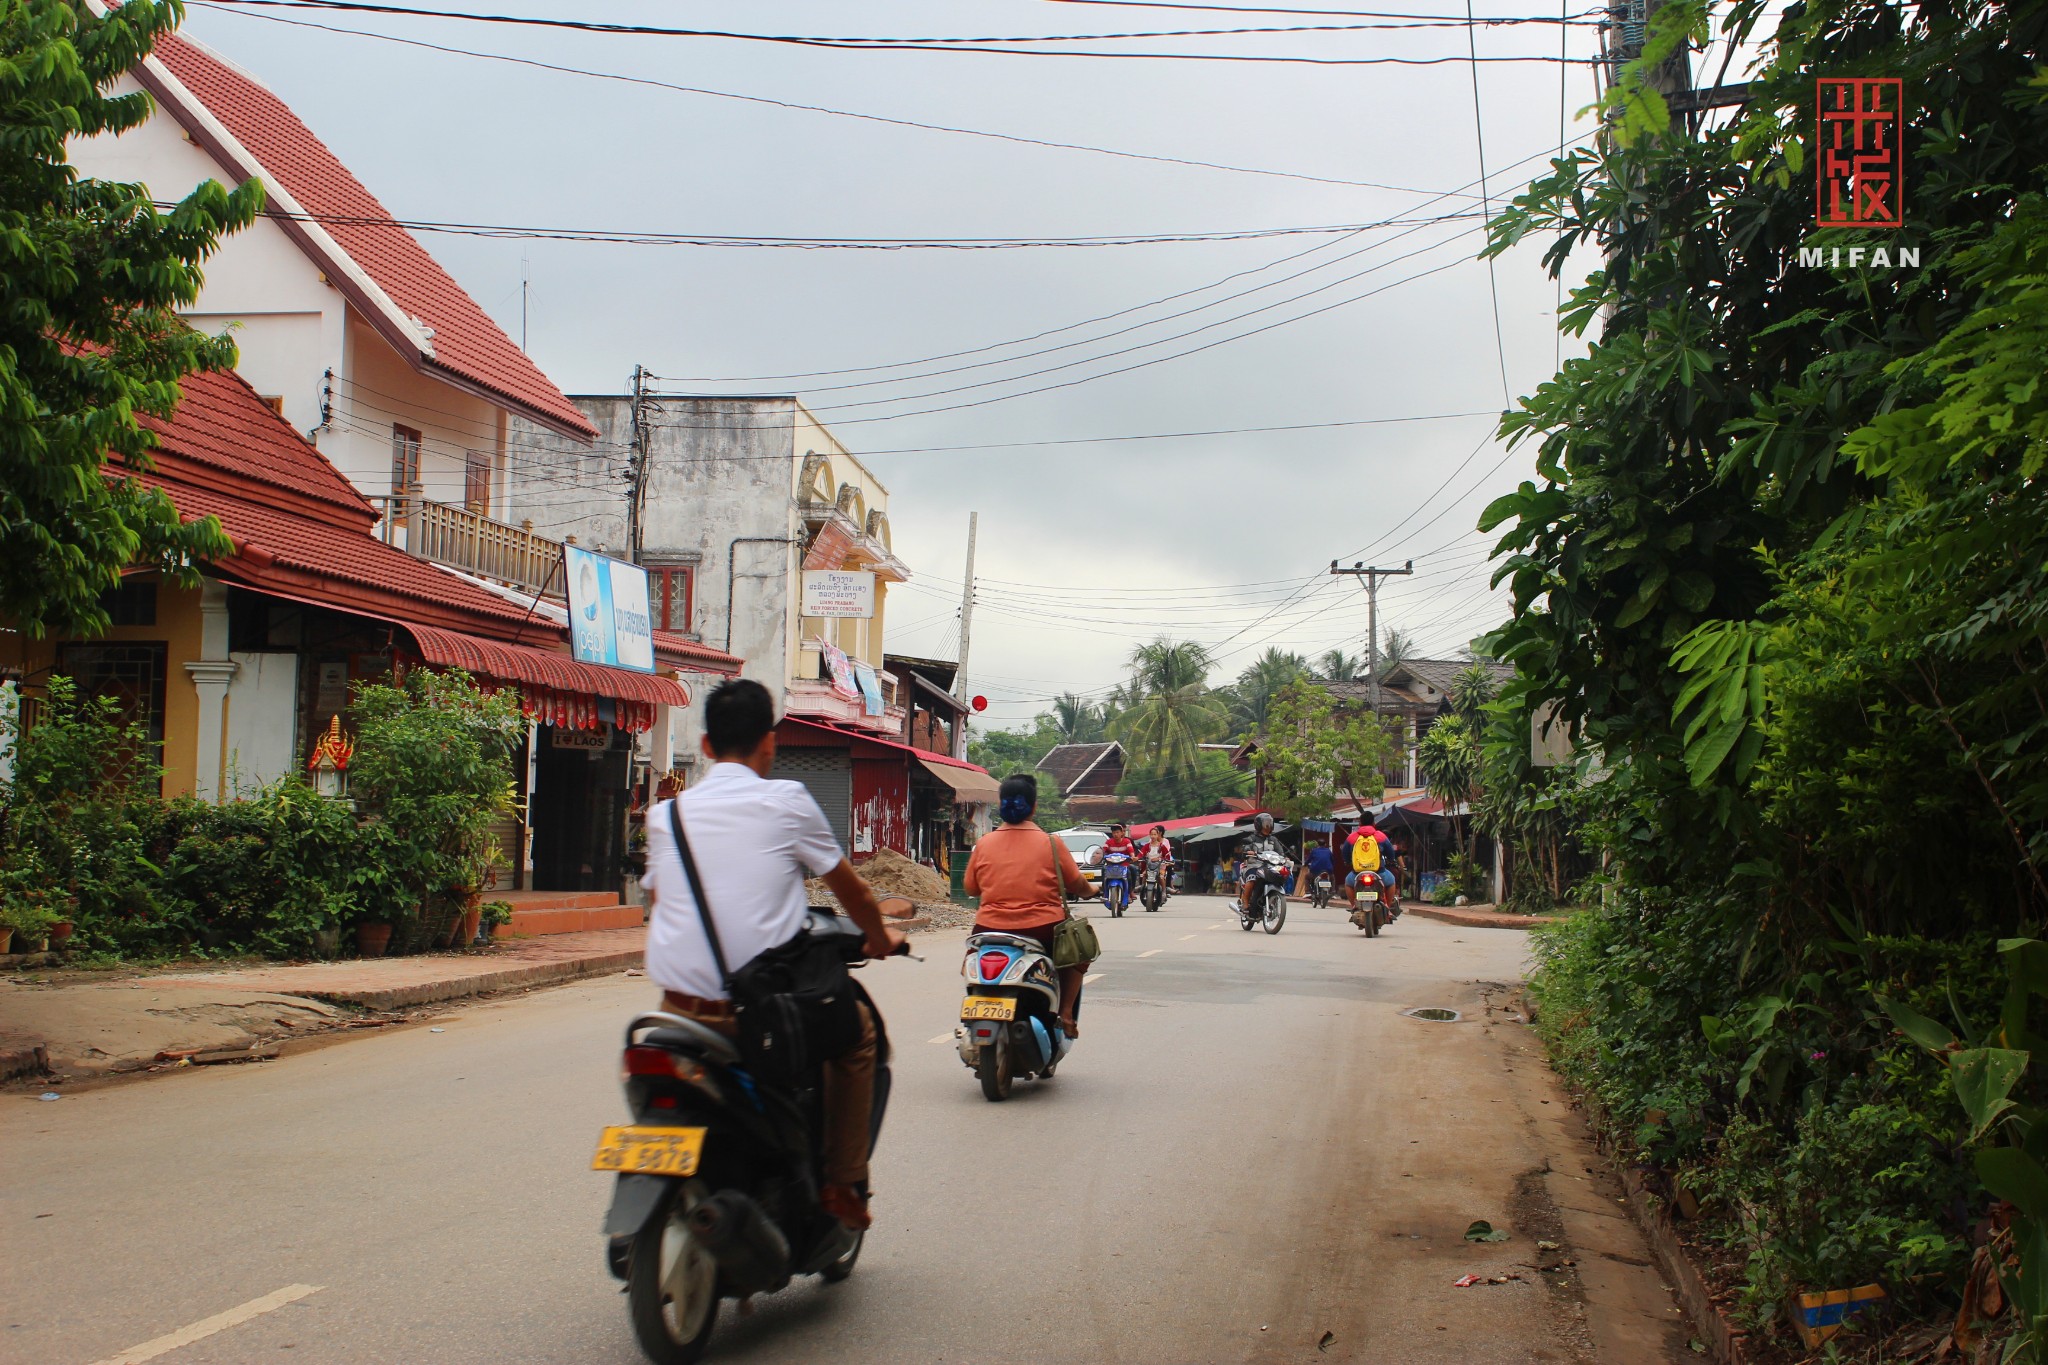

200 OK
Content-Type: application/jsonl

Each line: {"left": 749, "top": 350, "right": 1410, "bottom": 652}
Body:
{"left": 627, "top": 1183, "right": 719, "bottom": 1365}
{"left": 977, "top": 1032, "right": 1013, "bottom": 1101}
{"left": 820, "top": 1230, "right": 864, "bottom": 1283}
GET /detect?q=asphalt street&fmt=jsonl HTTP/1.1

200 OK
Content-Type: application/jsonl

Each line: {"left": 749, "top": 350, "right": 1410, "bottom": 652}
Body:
{"left": 2, "top": 895, "right": 1687, "bottom": 1365}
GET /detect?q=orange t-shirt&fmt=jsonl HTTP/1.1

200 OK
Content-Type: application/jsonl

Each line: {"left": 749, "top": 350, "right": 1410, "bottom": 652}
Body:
{"left": 963, "top": 823, "right": 1092, "bottom": 931}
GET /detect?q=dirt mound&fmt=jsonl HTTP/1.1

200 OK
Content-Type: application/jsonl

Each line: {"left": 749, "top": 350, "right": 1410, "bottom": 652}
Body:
{"left": 857, "top": 848, "right": 953, "bottom": 903}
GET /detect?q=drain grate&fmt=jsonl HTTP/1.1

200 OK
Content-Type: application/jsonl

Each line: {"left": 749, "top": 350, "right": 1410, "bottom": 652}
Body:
{"left": 1403, "top": 1006, "right": 1461, "bottom": 1022}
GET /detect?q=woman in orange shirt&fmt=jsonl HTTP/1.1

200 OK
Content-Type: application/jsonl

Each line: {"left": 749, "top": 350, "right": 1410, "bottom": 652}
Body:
{"left": 964, "top": 773, "right": 1095, "bottom": 1036}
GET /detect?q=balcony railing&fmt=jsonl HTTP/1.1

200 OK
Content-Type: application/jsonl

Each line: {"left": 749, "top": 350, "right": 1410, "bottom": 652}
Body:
{"left": 379, "top": 497, "right": 561, "bottom": 597}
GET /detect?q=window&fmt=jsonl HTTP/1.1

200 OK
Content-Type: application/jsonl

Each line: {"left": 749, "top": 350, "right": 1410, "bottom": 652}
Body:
{"left": 391, "top": 424, "right": 422, "bottom": 494}
{"left": 649, "top": 565, "right": 694, "bottom": 634}
{"left": 56, "top": 642, "right": 169, "bottom": 787}
{"left": 98, "top": 580, "right": 158, "bottom": 626}
{"left": 464, "top": 448, "right": 491, "bottom": 513}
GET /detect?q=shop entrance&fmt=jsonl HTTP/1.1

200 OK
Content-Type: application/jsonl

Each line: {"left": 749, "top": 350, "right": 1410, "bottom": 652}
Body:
{"left": 530, "top": 724, "right": 631, "bottom": 893}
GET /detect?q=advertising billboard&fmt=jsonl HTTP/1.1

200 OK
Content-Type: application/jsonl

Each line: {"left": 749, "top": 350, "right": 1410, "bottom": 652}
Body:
{"left": 564, "top": 545, "right": 655, "bottom": 674}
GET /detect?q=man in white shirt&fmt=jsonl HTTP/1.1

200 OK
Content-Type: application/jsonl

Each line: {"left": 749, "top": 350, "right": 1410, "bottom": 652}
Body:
{"left": 642, "top": 679, "right": 902, "bottom": 1230}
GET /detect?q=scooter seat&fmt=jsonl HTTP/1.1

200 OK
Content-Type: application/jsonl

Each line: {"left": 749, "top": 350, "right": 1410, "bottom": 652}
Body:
{"left": 965, "top": 931, "right": 1050, "bottom": 955}
{"left": 627, "top": 1011, "right": 740, "bottom": 1066}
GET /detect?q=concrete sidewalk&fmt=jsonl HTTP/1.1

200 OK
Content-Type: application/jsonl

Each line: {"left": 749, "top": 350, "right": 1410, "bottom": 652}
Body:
{"left": 1405, "top": 902, "right": 1564, "bottom": 930}
{"left": 1, "top": 928, "right": 645, "bottom": 1082}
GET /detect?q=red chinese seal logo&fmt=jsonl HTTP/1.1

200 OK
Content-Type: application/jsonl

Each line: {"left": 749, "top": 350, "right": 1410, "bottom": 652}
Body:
{"left": 1815, "top": 77, "right": 1904, "bottom": 229}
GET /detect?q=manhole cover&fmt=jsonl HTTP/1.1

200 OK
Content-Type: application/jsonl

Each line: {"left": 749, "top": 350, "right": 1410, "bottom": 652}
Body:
{"left": 1403, "top": 1007, "right": 1461, "bottom": 1022}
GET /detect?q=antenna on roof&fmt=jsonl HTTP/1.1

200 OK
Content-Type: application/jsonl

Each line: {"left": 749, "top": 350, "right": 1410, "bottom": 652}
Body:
{"left": 520, "top": 253, "right": 529, "bottom": 352}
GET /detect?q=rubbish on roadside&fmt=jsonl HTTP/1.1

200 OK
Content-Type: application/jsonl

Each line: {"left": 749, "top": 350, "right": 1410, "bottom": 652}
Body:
{"left": 1454, "top": 1272, "right": 1525, "bottom": 1288}
{"left": 430, "top": 1027, "right": 446, "bottom": 1033}
{"left": 1318, "top": 1330, "right": 1335, "bottom": 1352}
{"left": 37, "top": 1091, "right": 60, "bottom": 1101}
{"left": 623, "top": 968, "right": 643, "bottom": 977}
{"left": 1791, "top": 1283, "right": 1886, "bottom": 1349}
{"left": 1465, "top": 1219, "right": 1511, "bottom": 1243}
{"left": 1454, "top": 1274, "right": 1482, "bottom": 1287}
{"left": 1536, "top": 1240, "right": 1561, "bottom": 1252}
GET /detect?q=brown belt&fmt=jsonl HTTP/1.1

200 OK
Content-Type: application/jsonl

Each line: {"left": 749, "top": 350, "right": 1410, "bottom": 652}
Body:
{"left": 662, "top": 990, "right": 737, "bottom": 1019}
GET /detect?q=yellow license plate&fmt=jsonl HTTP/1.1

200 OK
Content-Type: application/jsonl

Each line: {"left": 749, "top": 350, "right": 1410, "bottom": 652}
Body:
{"left": 961, "top": 995, "right": 1016, "bottom": 1022}
{"left": 590, "top": 1125, "right": 707, "bottom": 1176}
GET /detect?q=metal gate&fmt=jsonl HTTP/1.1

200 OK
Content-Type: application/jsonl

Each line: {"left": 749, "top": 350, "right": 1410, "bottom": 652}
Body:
{"left": 769, "top": 746, "right": 852, "bottom": 850}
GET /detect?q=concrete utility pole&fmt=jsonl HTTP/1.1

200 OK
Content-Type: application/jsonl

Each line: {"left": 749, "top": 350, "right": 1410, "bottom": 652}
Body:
{"left": 626, "top": 364, "right": 651, "bottom": 563}
{"left": 1329, "top": 560, "right": 1414, "bottom": 716}
{"left": 952, "top": 512, "right": 978, "bottom": 703}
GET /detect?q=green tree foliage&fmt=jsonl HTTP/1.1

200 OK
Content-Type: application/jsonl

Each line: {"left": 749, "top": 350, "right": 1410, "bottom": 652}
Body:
{"left": 1111, "top": 637, "right": 1227, "bottom": 779}
{"left": 1223, "top": 647, "right": 1309, "bottom": 736}
{"left": 1416, "top": 717, "right": 1480, "bottom": 856}
{"left": 1116, "top": 749, "right": 1248, "bottom": 822}
{"left": 1051, "top": 691, "right": 1107, "bottom": 745}
{"left": 1318, "top": 649, "right": 1363, "bottom": 682}
{"left": 347, "top": 671, "right": 522, "bottom": 951}
{"left": 1483, "top": 0, "right": 2048, "bottom": 1335}
{"left": 1, "top": 0, "right": 263, "bottom": 637}
{"left": 1379, "top": 627, "right": 1413, "bottom": 673}
{"left": 1256, "top": 680, "right": 1395, "bottom": 822}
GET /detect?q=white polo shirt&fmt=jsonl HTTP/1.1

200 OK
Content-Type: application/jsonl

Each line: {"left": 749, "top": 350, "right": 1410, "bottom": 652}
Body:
{"left": 642, "top": 762, "right": 847, "bottom": 1000}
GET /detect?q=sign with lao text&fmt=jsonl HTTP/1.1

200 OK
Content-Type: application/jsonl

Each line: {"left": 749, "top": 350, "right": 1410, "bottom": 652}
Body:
{"left": 801, "top": 569, "right": 876, "bottom": 619}
{"left": 565, "top": 546, "right": 655, "bottom": 674}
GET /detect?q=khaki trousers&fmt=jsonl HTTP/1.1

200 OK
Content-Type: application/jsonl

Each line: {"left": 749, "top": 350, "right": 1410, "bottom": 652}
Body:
{"left": 659, "top": 994, "right": 878, "bottom": 1188}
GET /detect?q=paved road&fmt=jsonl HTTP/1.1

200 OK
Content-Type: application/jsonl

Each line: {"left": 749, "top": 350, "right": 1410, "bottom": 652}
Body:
{"left": 2, "top": 896, "right": 1686, "bottom": 1364}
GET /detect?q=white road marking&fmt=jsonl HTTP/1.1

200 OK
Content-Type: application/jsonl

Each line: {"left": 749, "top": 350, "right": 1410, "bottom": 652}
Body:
{"left": 1178, "top": 934, "right": 1197, "bottom": 941}
{"left": 928, "top": 1034, "right": 954, "bottom": 1045}
{"left": 1137, "top": 949, "right": 1163, "bottom": 959}
{"left": 1084, "top": 972, "right": 1103, "bottom": 984}
{"left": 1207, "top": 923, "right": 1227, "bottom": 930}
{"left": 89, "top": 1284, "right": 322, "bottom": 1365}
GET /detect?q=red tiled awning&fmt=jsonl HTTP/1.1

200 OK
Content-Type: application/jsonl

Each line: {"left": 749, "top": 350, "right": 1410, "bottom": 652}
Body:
{"left": 406, "top": 624, "right": 689, "bottom": 710}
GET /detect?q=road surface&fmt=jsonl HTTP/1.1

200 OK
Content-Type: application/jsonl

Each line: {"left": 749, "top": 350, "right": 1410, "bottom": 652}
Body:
{"left": 2, "top": 896, "right": 1687, "bottom": 1364}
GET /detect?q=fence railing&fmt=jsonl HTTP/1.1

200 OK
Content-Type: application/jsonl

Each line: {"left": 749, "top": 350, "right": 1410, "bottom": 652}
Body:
{"left": 378, "top": 497, "right": 561, "bottom": 597}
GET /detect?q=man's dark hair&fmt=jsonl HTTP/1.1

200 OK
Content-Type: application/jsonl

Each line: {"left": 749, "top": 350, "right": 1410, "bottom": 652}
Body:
{"left": 705, "top": 678, "right": 776, "bottom": 757}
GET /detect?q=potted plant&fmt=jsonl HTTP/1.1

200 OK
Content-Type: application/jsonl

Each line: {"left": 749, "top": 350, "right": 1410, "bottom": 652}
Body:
{"left": 355, "top": 919, "right": 394, "bottom": 957}
{"left": 477, "top": 899, "right": 512, "bottom": 945}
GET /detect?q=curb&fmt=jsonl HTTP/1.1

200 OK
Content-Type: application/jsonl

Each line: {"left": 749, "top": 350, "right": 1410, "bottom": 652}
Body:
{"left": 285, "top": 947, "right": 645, "bottom": 1011}
{"left": 1405, "top": 904, "right": 1562, "bottom": 930}
{"left": 1612, "top": 1161, "right": 1752, "bottom": 1363}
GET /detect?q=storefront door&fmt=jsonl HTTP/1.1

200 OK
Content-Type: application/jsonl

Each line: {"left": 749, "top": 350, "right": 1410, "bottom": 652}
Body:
{"left": 530, "top": 724, "right": 631, "bottom": 893}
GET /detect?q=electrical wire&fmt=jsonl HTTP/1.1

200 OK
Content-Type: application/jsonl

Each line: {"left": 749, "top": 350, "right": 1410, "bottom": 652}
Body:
{"left": 191, "top": 3, "right": 1495, "bottom": 198}
{"left": 1463, "top": 0, "right": 1514, "bottom": 407}
{"left": 201, "top": 0, "right": 1597, "bottom": 64}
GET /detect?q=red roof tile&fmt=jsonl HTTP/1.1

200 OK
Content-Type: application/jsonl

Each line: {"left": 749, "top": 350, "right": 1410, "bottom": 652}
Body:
{"left": 149, "top": 33, "right": 599, "bottom": 441}
{"left": 136, "top": 362, "right": 371, "bottom": 523}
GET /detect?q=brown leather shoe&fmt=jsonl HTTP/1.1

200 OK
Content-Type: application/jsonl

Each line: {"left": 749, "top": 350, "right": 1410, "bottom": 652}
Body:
{"left": 820, "top": 1183, "right": 872, "bottom": 1232}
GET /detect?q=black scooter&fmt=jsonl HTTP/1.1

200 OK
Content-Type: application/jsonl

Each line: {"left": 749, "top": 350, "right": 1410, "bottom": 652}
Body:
{"left": 594, "top": 911, "right": 899, "bottom": 1365}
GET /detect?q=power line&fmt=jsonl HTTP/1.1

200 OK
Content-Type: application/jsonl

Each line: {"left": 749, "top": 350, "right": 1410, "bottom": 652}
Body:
{"left": 192, "top": 3, "right": 1500, "bottom": 198}
{"left": 1038, "top": 0, "right": 1598, "bottom": 18}
{"left": 202, "top": 0, "right": 1597, "bottom": 64}
{"left": 1463, "top": 0, "right": 1514, "bottom": 407}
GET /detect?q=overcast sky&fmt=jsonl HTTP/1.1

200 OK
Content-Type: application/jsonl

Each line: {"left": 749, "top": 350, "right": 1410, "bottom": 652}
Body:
{"left": 177, "top": 0, "right": 1608, "bottom": 727}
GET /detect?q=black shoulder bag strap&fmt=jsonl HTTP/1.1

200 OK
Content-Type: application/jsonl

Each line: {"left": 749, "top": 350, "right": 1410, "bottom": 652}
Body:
{"left": 667, "top": 798, "right": 732, "bottom": 990}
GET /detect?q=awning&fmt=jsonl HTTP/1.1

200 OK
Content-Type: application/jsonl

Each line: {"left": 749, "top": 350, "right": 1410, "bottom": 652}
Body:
{"left": 917, "top": 757, "right": 1000, "bottom": 804}
{"left": 1181, "top": 819, "right": 1291, "bottom": 846}
{"left": 406, "top": 624, "right": 689, "bottom": 709}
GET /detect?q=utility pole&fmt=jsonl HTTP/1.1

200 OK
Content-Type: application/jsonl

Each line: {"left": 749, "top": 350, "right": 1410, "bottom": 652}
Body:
{"left": 1329, "top": 560, "right": 1413, "bottom": 716}
{"left": 519, "top": 254, "right": 529, "bottom": 352}
{"left": 626, "top": 365, "right": 651, "bottom": 563}
{"left": 952, "top": 512, "right": 978, "bottom": 703}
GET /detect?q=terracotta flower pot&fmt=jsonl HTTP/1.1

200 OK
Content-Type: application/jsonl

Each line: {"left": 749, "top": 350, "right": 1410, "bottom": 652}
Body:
{"left": 0, "top": 927, "right": 14, "bottom": 955}
{"left": 356, "top": 922, "right": 394, "bottom": 957}
{"left": 459, "top": 905, "right": 483, "bottom": 948}
{"left": 50, "top": 920, "right": 74, "bottom": 948}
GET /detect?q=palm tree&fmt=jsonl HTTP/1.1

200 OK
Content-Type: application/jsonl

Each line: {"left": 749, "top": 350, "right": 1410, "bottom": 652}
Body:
{"left": 1379, "top": 627, "right": 1414, "bottom": 673}
{"left": 1112, "top": 638, "right": 1227, "bottom": 778}
{"left": 1417, "top": 714, "right": 1481, "bottom": 857}
{"left": 1319, "top": 649, "right": 1363, "bottom": 682}
{"left": 1229, "top": 647, "right": 1309, "bottom": 734}
{"left": 1051, "top": 692, "right": 1105, "bottom": 744}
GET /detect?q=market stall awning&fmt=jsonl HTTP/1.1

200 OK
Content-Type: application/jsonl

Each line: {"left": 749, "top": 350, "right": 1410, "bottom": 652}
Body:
{"left": 917, "top": 757, "right": 1000, "bottom": 804}
{"left": 406, "top": 624, "right": 689, "bottom": 709}
{"left": 1181, "top": 819, "right": 1292, "bottom": 846}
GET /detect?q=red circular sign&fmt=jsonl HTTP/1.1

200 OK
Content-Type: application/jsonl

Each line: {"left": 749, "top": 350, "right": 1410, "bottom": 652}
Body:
{"left": 970, "top": 695, "right": 988, "bottom": 712}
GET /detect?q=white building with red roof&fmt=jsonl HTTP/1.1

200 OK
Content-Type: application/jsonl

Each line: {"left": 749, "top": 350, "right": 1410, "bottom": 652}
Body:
{"left": 70, "top": 24, "right": 597, "bottom": 549}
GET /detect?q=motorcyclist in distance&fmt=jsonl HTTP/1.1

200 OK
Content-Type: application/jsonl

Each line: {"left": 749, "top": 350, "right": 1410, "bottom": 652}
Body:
{"left": 1235, "top": 813, "right": 1284, "bottom": 914}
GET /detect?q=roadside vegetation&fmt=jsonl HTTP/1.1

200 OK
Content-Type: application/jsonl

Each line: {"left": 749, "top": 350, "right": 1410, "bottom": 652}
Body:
{"left": 1487, "top": 0, "right": 2047, "bottom": 1353}
{"left": 0, "top": 671, "right": 520, "bottom": 961}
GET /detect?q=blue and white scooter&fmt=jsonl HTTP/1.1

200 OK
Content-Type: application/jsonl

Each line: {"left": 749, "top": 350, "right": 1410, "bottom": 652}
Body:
{"left": 1100, "top": 850, "right": 1134, "bottom": 918}
{"left": 955, "top": 931, "right": 1073, "bottom": 1101}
